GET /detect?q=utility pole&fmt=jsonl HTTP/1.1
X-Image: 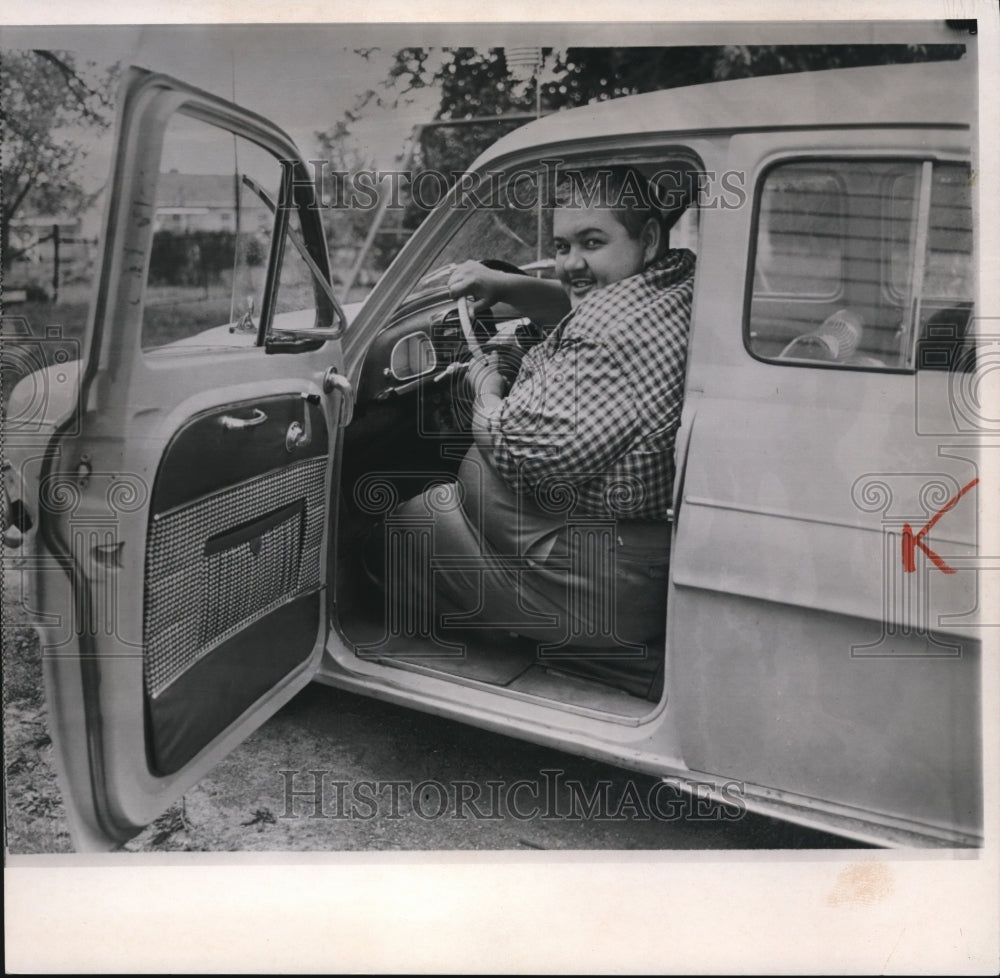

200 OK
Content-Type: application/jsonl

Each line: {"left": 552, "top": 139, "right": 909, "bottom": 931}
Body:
{"left": 51, "top": 223, "right": 59, "bottom": 305}
{"left": 505, "top": 48, "right": 545, "bottom": 264}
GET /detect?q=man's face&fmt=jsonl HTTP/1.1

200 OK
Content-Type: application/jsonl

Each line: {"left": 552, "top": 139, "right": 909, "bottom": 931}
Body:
{"left": 553, "top": 205, "right": 648, "bottom": 308}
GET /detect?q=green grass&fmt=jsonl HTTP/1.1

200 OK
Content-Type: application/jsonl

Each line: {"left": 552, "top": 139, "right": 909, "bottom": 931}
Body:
{"left": 142, "top": 289, "right": 236, "bottom": 348}
{"left": 3, "top": 288, "right": 236, "bottom": 378}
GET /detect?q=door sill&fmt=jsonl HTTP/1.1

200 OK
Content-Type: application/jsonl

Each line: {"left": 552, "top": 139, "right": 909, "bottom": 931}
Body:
{"left": 334, "top": 605, "right": 662, "bottom": 723}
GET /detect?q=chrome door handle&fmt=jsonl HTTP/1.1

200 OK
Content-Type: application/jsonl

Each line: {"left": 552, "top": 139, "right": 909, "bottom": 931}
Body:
{"left": 323, "top": 369, "right": 354, "bottom": 428}
{"left": 219, "top": 408, "right": 267, "bottom": 430}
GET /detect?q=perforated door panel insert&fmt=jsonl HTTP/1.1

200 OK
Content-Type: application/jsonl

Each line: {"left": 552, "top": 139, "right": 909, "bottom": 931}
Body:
{"left": 144, "top": 456, "right": 326, "bottom": 698}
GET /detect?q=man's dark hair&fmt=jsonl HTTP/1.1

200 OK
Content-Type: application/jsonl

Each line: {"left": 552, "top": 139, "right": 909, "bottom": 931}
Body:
{"left": 553, "top": 164, "right": 666, "bottom": 241}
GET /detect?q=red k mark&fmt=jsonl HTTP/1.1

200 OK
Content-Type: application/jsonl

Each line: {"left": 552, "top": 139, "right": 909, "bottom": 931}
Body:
{"left": 902, "top": 478, "right": 979, "bottom": 574}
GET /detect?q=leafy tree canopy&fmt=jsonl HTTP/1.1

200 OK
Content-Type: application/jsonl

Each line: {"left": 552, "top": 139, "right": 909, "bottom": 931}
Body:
{"left": 1, "top": 50, "right": 120, "bottom": 269}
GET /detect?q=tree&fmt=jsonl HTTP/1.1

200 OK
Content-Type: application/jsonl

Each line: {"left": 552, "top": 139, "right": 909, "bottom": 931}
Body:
{"left": 0, "top": 50, "right": 120, "bottom": 273}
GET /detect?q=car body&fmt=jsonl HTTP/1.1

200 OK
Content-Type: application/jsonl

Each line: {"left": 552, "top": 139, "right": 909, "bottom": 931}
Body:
{"left": 3, "top": 52, "right": 983, "bottom": 850}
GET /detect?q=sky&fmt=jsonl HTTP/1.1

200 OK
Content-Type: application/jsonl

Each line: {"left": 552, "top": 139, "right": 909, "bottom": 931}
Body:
{"left": 1, "top": 25, "right": 446, "bottom": 193}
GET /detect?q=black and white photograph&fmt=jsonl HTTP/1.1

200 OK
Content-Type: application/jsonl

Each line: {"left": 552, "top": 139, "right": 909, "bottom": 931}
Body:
{"left": 3, "top": 1, "right": 998, "bottom": 972}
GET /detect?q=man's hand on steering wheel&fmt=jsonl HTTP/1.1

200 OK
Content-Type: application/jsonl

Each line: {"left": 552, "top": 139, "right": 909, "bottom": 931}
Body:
{"left": 447, "top": 259, "right": 513, "bottom": 366}
{"left": 446, "top": 260, "right": 511, "bottom": 312}
{"left": 448, "top": 258, "right": 544, "bottom": 365}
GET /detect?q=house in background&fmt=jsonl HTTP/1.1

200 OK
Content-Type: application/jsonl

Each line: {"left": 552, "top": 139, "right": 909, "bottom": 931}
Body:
{"left": 154, "top": 171, "right": 270, "bottom": 234}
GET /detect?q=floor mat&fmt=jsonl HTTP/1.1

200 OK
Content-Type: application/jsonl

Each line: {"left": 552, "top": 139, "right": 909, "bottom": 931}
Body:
{"left": 506, "top": 666, "right": 655, "bottom": 718}
{"left": 342, "top": 614, "right": 537, "bottom": 686}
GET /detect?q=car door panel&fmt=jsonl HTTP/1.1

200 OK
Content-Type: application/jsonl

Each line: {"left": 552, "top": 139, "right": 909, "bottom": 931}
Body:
{"left": 36, "top": 68, "right": 344, "bottom": 848}
{"left": 144, "top": 393, "right": 329, "bottom": 775}
{"left": 42, "top": 372, "right": 338, "bottom": 847}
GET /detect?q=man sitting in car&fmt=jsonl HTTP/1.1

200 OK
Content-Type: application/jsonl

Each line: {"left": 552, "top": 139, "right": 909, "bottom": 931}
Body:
{"left": 374, "top": 164, "right": 696, "bottom": 654}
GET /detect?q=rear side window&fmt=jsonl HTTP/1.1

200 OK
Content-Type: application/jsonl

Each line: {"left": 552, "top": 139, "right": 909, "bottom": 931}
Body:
{"left": 747, "top": 159, "right": 973, "bottom": 371}
{"left": 753, "top": 167, "right": 844, "bottom": 299}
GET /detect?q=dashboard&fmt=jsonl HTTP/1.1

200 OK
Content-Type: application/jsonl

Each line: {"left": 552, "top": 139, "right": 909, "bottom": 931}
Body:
{"left": 355, "top": 285, "right": 530, "bottom": 407}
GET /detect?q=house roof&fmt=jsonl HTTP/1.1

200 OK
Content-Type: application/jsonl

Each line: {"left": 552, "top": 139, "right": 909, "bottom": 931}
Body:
{"left": 156, "top": 172, "right": 267, "bottom": 210}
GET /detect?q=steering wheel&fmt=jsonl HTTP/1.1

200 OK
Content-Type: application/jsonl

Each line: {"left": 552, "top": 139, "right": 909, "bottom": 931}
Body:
{"left": 454, "top": 258, "right": 544, "bottom": 360}
{"left": 455, "top": 258, "right": 525, "bottom": 356}
{"left": 457, "top": 294, "right": 486, "bottom": 358}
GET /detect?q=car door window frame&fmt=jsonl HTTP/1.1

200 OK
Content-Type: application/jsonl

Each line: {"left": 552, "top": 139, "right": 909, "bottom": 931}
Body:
{"left": 135, "top": 99, "right": 343, "bottom": 357}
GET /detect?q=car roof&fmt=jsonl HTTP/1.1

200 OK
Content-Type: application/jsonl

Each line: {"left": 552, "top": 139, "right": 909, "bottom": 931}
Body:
{"left": 474, "top": 60, "right": 975, "bottom": 168}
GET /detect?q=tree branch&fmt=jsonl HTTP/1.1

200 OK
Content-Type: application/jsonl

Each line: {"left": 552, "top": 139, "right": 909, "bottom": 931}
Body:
{"left": 31, "top": 50, "right": 114, "bottom": 118}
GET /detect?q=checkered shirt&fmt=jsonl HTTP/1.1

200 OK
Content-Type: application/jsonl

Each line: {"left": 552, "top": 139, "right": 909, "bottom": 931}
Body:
{"left": 487, "top": 248, "right": 696, "bottom": 520}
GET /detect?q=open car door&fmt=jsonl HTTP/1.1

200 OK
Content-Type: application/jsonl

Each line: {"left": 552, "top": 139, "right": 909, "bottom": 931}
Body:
{"left": 31, "top": 69, "right": 350, "bottom": 850}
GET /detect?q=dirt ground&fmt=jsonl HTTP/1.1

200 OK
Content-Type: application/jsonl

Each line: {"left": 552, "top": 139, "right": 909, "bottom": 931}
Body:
{"left": 3, "top": 555, "right": 856, "bottom": 853}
